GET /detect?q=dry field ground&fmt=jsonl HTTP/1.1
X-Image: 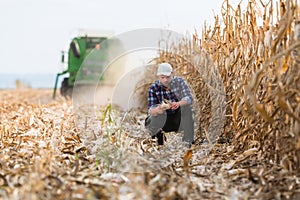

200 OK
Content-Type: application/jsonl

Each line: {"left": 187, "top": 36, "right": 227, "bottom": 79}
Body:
{"left": 0, "top": 89, "right": 299, "bottom": 200}
{"left": 1, "top": 1, "right": 300, "bottom": 199}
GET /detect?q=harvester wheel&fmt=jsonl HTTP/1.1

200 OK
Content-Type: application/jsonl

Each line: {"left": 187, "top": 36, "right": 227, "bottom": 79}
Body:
{"left": 60, "top": 78, "right": 73, "bottom": 99}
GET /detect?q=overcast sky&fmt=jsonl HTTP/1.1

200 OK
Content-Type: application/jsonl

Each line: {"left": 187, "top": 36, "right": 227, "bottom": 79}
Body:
{"left": 0, "top": 0, "right": 225, "bottom": 74}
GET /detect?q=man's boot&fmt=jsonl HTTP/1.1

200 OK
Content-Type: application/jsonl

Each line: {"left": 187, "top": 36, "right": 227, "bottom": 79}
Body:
{"left": 152, "top": 131, "right": 166, "bottom": 145}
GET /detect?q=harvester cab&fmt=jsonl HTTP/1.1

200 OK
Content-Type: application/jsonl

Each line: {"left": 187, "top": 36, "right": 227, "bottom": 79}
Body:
{"left": 53, "top": 30, "right": 120, "bottom": 99}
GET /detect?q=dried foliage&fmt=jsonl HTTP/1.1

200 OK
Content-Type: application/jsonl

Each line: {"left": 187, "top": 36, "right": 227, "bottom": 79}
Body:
{"left": 150, "top": 0, "right": 300, "bottom": 198}
{"left": 155, "top": 0, "right": 300, "bottom": 164}
{"left": 1, "top": 0, "right": 300, "bottom": 199}
{"left": 0, "top": 81, "right": 299, "bottom": 199}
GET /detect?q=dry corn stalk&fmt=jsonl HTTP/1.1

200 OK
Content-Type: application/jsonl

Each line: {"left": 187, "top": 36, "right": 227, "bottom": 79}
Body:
{"left": 153, "top": 0, "right": 300, "bottom": 182}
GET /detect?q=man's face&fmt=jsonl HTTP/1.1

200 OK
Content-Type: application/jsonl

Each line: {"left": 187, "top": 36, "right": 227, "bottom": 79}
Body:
{"left": 158, "top": 74, "right": 172, "bottom": 87}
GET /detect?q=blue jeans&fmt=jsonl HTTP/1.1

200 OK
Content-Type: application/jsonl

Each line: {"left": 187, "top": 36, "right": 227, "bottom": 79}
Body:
{"left": 145, "top": 105, "right": 194, "bottom": 145}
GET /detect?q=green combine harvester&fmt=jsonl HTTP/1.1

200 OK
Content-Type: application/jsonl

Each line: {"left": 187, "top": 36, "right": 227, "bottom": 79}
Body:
{"left": 53, "top": 30, "right": 121, "bottom": 99}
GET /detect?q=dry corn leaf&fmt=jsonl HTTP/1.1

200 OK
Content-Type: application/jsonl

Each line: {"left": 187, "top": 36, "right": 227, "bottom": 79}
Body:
{"left": 183, "top": 149, "right": 193, "bottom": 168}
{"left": 1, "top": 0, "right": 300, "bottom": 199}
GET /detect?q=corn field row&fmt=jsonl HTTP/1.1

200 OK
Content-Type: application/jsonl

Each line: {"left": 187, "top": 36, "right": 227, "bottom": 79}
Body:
{"left": 1, "top": 0, "right": 300, "bottom": 199}
{"left": 154, "top": 0, "right": 299, "bottom": 179}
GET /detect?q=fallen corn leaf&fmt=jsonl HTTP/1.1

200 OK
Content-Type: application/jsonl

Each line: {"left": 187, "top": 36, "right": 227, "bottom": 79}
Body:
{"left": 183, "top": 149, "right": 193, "bottom": 168}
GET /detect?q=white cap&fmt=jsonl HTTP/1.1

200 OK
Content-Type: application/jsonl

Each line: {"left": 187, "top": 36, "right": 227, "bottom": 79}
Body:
{"left": 156, "top": 63, "right": 173, "bottom": 76}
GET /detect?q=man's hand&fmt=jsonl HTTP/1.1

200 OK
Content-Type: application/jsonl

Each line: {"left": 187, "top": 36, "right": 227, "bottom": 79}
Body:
{"left": 170, "top": 101, "right": 181, "bottom": 110}
{"left": 170, "top": 100, "right": 188, "bottom": 110}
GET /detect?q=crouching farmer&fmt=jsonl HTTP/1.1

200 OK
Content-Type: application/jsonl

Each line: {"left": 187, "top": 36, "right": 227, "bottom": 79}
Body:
{"left": 145, "top": 62, "right": 194, "bottom": 146}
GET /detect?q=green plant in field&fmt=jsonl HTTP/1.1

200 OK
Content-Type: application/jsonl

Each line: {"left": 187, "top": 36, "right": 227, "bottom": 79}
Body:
{"left": 100, "top": 104, "right": 114, "bottom": 125}
{"left": 96, "top": 104, "right": 125, "bottom": 172}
